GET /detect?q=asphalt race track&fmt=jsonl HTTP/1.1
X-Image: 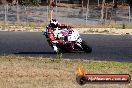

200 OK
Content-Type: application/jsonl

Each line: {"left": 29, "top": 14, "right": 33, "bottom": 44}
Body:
{"left": 0, "top": 31, "right": 132, "bottom": 62}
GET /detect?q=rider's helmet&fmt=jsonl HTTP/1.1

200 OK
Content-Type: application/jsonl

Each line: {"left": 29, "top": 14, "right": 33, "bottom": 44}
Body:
{"left": 49, "top": 19, "right": 58, "bottom": 28}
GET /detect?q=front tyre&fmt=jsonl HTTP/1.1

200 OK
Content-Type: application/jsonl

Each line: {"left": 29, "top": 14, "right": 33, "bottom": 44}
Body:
{"left": 81, "top": 41, "right": 92, "bottom": 53}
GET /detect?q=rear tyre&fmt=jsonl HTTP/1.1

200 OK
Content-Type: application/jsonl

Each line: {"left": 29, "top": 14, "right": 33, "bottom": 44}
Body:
{"left": 55, "top": 45, "right": 67, "bottom": 53}
{"left": 56, "top": 46, "right": 63, "bottom": 54}
{"left": 81, "top": 40, "right": 92, "bottom": 53}
{"left": 54, "top": 48, "right": 62, "bottom": 54}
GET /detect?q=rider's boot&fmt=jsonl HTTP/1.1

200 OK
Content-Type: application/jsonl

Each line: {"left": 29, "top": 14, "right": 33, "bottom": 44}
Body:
{"left": 53, "top": 45, "right": 58, "bottom": 53}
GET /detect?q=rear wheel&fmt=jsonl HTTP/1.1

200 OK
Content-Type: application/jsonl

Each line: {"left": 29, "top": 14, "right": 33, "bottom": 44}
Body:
{"left": 59, "top": 44, "right": 73, "bottom": 53}
{"left": 55, "top": 44, "right": 71, "bottom": 53}
{"left": 81, "top": 40, "right": 92, "bottom": 53}
{"left": 55, "top": 45, "right": 63, "bottom": 53}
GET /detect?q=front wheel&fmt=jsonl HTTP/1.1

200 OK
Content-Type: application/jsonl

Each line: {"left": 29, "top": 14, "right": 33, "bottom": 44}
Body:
{"left": 81, "top": 40, "right": 92, "bottom": 53}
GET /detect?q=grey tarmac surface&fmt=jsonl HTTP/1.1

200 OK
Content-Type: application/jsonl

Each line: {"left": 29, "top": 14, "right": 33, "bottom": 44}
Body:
{"left": 0, "top": 31, "right": 132, "bottom": 62}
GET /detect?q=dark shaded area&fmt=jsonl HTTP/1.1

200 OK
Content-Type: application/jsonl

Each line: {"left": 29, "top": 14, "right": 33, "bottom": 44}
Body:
{"left": 15, "top": 52, "right": 55, "bottom": 54}
{"left": 7, "top": 0, "right": 13, "bottom": 3}
{"left": 0, "top": 0, "right": 130, "bottom": 6}
{"left": 127, "top": 0, "right": 132, "bottom": 12}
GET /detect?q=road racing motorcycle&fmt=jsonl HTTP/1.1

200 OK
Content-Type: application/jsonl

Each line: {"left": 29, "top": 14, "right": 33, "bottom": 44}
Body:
{"left": 44, "top": 26, "right": 92, "bottom": 53}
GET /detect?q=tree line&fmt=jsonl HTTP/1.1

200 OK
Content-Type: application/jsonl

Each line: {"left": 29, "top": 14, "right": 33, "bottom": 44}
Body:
{"left": 1, "top": 0, "right": 132, "bottom": 24}
{"left": 0, "top": 0, "right": 132, "bottom": 7}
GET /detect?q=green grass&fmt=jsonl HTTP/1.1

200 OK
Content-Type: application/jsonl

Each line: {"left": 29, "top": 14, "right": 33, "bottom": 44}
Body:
{"left": 1, "top": 55, "right": 131, "bottom": 70}
{"left": 0, "top": 55, "right": 132, "bottom": 70}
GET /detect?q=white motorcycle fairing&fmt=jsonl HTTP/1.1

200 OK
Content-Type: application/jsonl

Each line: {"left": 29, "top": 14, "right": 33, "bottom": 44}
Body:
{"left": 57, "top": 28, "right": 81, "bottom": 42}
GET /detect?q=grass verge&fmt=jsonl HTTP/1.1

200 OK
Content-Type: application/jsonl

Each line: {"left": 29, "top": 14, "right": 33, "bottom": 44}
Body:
{"left": 0, "top": 22, "right": 132, "bottom": 32}
{"left": 0, "top": 55, "right": 131, "bottom": 88}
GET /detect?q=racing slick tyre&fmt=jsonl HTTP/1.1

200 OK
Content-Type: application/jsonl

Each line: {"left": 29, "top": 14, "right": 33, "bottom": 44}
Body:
{"left": 56, "top": 44, "right": 73, "bottom": 53}
{"left": 81, "top": 40, "right": 92, "bottom": 53}
{"left": 54, "top": 45, "right": 66, "bottom": 54}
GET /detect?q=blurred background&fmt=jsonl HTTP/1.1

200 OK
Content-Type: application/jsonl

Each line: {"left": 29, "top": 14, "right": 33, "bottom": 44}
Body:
{"left": 0, "top": 0, "right": 132, "bottom": 28}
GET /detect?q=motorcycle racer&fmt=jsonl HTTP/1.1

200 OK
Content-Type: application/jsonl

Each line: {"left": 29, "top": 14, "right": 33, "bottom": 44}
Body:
{"left": 44, "top": 19, "right": 92, "bottom": 53}
{"left": 46, "top": 19, "right": 73, "bottom": 40}
{"left": 45, "top": 19, "right": 71, "bottom": 52}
